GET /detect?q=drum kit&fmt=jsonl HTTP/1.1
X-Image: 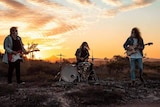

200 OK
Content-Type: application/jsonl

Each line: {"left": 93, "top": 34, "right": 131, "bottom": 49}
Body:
{"left": 58, "top": 62, "right": 98, "bottom": 82}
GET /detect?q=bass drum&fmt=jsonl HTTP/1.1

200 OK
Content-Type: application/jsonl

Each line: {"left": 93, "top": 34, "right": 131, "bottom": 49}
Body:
{"left": 60, "top": 64, "right": 79, "bottom": 82}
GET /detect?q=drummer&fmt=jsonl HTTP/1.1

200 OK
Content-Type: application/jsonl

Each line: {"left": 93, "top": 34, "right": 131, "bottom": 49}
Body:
{"left": 75, "top": 42, "right": 93, "bottom": 73}
{"left": 75, "top": 41, "right": 90, "bottom": 64}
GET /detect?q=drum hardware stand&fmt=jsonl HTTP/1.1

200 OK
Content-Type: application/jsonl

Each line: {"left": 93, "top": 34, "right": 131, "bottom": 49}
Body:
{"left": 53, "top": 53, "right": 64, "bottom": 81}
{"left": 53, "top": 63, "right": 62, "bottom": 81}
{"left": 90, "top": 50, "right": 98, "bottom": 81}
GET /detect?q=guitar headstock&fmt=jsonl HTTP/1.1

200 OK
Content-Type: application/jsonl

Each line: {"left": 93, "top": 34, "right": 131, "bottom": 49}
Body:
{"left": 145, "top": 42, "right": 153, "bottom": 46}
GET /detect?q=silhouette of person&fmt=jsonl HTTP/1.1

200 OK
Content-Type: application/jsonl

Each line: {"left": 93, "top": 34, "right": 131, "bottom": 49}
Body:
{"left": 75, "top": 42, "right": 95, "bottom": 80}
{"left": 123, "top": 27, "right": 145, "bottom": 86}
{"left": 75, "top": 42, "right": 90, "bottom": 64}
{"left": 2, "top": 27, "right": 28, "bottom": 84}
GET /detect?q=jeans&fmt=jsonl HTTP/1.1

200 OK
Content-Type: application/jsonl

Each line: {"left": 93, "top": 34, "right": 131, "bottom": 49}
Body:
{"left": 129, "top": 58, "right": 144, "bottom": 82}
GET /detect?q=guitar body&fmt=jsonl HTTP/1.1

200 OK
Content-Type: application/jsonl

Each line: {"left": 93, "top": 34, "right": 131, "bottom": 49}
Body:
{"left": 11, "top": 53, "right": 23, "bottom": 62}
{"left": 125, "top": 42, "right": 153, "bottom": 56}
{"left": 8, "top": 50, "right": 39, "bottom": 62}
{"left": 126, "top": 49, "right": 137, "bottom": 56}
{"left": 8, "top": 53, "right": 23, "bottom": 62}
{"left": 126, "top": 45, "right": 137, "bottom": 56}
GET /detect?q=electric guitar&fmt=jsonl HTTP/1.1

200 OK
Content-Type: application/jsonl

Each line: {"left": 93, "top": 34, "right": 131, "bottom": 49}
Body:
{"left": 126, "top": 42, "right": 153, "bottom": 56}
{"left": 8, "top": 50, "right": 39, "bottom": 62}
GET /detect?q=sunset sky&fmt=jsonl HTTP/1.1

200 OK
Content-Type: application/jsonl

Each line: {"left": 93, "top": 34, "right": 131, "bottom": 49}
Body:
{"left": 0, "top": 0, "right": 160, "bottom": 61}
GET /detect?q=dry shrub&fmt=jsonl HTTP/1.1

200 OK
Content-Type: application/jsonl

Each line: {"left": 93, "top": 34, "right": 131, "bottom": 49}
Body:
{"left": 26, "top": 60, "right": 59, "bottom": 76}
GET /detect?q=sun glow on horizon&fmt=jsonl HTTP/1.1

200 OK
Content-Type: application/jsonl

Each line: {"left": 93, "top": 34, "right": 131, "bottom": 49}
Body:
{"left": 0, "top": 0, "right": 160, "bottom": 61}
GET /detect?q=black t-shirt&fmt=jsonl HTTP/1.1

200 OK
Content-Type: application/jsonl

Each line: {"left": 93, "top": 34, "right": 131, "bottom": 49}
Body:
{"left": 12, "top": 37, "right": 22, "bottom": 51}
{"left": 81, "top": 48, "right": 89, "bottom": 58}
{"left": 75, "top": 48, "right": 89, "bottom": 62}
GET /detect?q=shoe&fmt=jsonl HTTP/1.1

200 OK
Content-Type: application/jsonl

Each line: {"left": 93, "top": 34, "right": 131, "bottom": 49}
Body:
{"left": 17, "top": 81, "right": 25, "bottom": 85}
{"left": 8, "top": 81, "right": 12, "bottom": 84}
{"left": 140, "top": 76, "right": 144, "bottom": 83}
{"left": 8, "top": 82, "right": 13, "bottom": 86}
{"left": 130, "top": 81, "right": 136, "bottom": 87}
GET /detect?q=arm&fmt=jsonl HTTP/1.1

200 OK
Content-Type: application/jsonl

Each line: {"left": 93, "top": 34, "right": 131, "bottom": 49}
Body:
{"left": 123, "top": 37, "right": 133, "bottom": 50}
{"left": 83, "top": 49, "right": 89, "bottom": 61}
{"left": 3, "top": 36, "right": 13, "bottom": 53}
{"left": 123, "top": 38, "right": 130, "bottom": 50}
{"left": 75, "top": 48, "right": 81, "bottom": 61}
{"left": 137, "top": 39, "right": 144, "bottom": 50}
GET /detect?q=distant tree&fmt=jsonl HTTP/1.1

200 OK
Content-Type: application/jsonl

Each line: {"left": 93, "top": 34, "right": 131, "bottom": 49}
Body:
{"left": 104, "top": 57, "right": 109, "bottom": 64}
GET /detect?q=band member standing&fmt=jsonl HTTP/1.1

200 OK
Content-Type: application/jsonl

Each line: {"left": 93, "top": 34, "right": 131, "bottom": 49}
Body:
{"left": 2, "top": 27, "right": 28, "bottom": 84}
{"left": 123, "top": 27, "right": 145, "bottom": 86}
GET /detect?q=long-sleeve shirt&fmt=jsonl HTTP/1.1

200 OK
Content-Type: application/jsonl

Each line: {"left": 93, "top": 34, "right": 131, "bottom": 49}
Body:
{"left": 2, "top": 35, "right": 26, "bottom": 63}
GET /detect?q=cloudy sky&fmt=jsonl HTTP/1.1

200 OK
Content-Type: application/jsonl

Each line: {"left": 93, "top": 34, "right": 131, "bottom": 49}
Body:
{"left": 0, "top": 0, "right": 160, "bottom": 60}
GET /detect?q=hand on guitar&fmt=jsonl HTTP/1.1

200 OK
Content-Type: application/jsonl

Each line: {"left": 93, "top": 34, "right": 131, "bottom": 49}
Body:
{"left": 136, "top": 45, "right": 143, "bottom": 50}
{"left": 12, "top": 51, "right": 18, "bottom": 55}
{"left": 126, "top": 45, "right": 138, "bottom": 56}
{"left": 127, "top": 45, "right": 137, "bottom": 51}
{"left": 9, "top": 51, "right": 23, "bottom": 62}
{"left": 12, "top": 50, "right": 28, "bottom": 56}
{"left": 23, "top": 51, "right": 29, "bottom": 54}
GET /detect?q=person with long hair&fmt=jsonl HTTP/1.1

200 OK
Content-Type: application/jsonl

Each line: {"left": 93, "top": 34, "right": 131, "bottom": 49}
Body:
{"left": 2, "top": 27, "right": 28, "bottom": 84}
{"left": 75, "top": 41, "right": 90, "bottom": 63}
{"left": 75, "top": 42, "right": 96, "bottom": 81}
{"left": 123, "top": 27, "right": 145, "bottom": 86}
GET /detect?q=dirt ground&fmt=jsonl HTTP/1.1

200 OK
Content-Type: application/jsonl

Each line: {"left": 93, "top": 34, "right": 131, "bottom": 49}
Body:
{"left": 0, "top": 78, "right": 160, "bottom": 107}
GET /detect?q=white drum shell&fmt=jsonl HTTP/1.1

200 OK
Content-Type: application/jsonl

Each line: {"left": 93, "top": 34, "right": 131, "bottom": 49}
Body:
{"left": 60, "top": 64, "right": 78, "bottom": 82}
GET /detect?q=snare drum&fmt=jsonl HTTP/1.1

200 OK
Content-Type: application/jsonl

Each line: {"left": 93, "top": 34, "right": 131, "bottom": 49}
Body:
{"left": 60, "top": 64, "right": 79, "bottom": 82}
{"left": 78, "top": 62, "right": 91, "bottom": 71}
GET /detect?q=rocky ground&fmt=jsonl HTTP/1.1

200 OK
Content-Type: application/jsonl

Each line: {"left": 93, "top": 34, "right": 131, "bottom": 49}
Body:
{"left": 0, "top": 78, "right": 160, "bottom": 107}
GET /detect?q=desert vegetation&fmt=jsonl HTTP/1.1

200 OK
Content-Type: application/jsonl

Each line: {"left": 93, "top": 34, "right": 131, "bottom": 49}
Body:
{"left": 0, "top": 54, "right": 160, "bottom": 106}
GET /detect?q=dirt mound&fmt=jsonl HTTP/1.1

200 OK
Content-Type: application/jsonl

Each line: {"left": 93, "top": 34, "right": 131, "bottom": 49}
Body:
{"left": 0, "top": 79, "right": 160, "bottom": 107}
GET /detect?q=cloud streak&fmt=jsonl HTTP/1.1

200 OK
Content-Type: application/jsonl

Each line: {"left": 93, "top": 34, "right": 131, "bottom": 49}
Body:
{"left": 102, "top": 0, "right": 122, "bottom": 6}
{"left": 0, "top": 0, "right": 156, "bottom": 54}
{"left": 105, "top": 0, "right": 156, "bottom": 16}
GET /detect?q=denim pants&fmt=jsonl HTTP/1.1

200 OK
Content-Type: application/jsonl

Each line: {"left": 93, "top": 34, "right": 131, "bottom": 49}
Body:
{"left": 129, "top": 58, "right": 143, "bottom": 81}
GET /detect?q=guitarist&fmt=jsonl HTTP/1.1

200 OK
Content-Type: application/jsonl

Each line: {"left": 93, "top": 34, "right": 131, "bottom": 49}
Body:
{"left": 123, "top": 27, "right": 145, "bottom": 86}
{"left": 2, "top": 27, "right": 28, "bottom": 84}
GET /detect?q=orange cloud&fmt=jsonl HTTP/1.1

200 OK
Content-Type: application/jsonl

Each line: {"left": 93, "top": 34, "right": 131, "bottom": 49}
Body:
{"left": 1, "top": 0, "right": 28, "bottom": 10}
{"left": 75, "top": 0, "right": 92, "bottom": 5}
{"left": 0, "top": 0, "right": 158, "bottom": 59}
{"left": 102, "top": 0, "right": 122, "bottom": 6}
{"left": 104, "top": 0, "right": 155, "bottom": 16}
{"left": 44, "top": 23, "right": 79, "bottom": 36}
{"left": 119, "top": 0, "right": 155, "bottom": 11}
